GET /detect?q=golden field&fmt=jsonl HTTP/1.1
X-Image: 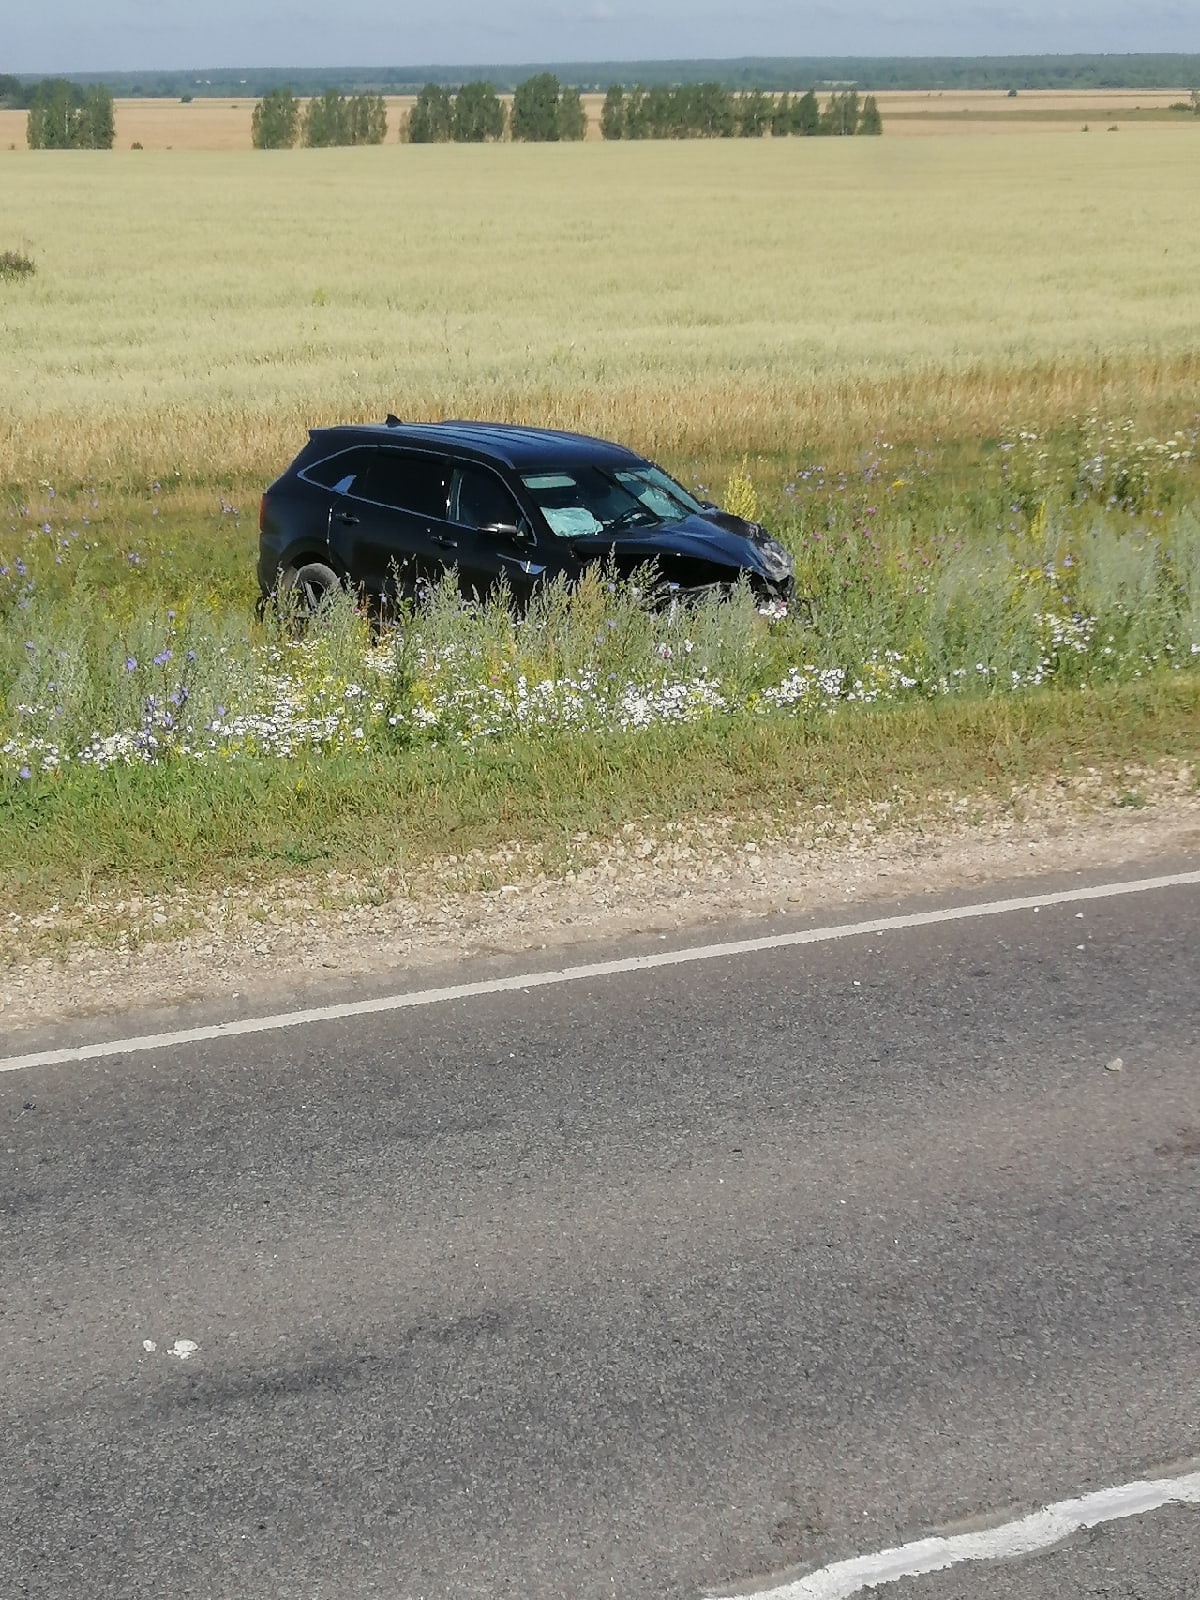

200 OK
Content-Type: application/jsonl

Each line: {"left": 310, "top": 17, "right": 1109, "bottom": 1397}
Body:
{"left": 1, "top": 130, "right": 1199, "bottom": 487}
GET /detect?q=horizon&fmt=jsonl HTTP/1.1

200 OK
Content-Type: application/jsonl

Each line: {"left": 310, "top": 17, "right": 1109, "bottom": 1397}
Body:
{"left": 9, "top": 48, "right": 1200, "bottom": 82}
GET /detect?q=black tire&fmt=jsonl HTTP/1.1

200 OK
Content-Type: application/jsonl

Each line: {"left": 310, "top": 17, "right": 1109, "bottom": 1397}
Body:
{"left": 280, "top": 560, "right": 342, "bottom": 622}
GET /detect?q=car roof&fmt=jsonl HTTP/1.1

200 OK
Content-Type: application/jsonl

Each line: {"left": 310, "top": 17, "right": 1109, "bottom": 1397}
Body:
{"left": 307, "top": 420, "right": 647, "bottom": 471}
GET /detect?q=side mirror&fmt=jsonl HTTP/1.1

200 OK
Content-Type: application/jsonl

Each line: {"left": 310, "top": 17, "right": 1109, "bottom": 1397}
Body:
{"left": 697, "top": 500, "right": 719, "bottom": 512}
{"left": 483, "top": 521, "right": 532, "bottom": 544}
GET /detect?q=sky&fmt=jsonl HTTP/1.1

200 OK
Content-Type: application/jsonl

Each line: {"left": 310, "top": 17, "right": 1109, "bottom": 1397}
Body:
{"left": 4, "top": 1, "right": 1196, "bottom": 75}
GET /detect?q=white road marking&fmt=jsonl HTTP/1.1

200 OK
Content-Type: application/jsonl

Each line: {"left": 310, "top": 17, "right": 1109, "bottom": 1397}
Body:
{"left": 2, "top": 868, "right": 1197, "bottom": 1077}
{"left": 722, "top": 1469, "right": 1200, "bottom": 1600}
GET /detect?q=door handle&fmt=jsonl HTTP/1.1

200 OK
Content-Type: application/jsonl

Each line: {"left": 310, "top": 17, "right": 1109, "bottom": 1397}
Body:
{"left": 432, "top": 534, "right": 458, "bottom": 549}
{"left": 335, "top": 511, "right": 360, "bottom": 526}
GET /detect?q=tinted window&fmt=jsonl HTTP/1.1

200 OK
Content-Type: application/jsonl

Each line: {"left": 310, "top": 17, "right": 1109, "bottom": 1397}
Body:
{"left": 300, "top": 447, "right": 376, "bottom": 494}
{"left": 521, "top": 463, "right": 699, "bottom": 537}
{"left": 356, "top": 452, "right": 450, "bottom": 517}
{"left": 451, "top": 466, "right": 523, "bottom": 531}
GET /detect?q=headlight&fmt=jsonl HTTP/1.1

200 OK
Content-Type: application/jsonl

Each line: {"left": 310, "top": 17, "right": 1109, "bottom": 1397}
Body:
{"left": 757, "top": 537, "right": 793, "bottom": 580}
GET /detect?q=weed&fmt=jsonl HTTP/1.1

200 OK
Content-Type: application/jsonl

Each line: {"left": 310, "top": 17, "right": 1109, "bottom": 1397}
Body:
{"left": 0, "top": 248, "right": 35, "bottom": 280}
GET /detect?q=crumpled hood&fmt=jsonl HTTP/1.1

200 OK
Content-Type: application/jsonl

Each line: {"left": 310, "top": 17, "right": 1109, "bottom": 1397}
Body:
{"left": 570, "top": 511, "right": 782, "bottom": 577}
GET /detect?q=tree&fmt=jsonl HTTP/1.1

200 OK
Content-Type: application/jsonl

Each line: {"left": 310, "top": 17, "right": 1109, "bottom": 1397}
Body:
{"left": 511, "top": 72, "right": 561, "bottom": 141}
{"left": 407, "top": 82, "right": 453, "bottom": 143}
{"left": 821, "top": 89, "right": 860, "bottom": 135}
{"left": 303, "top": 88, "right": 350, "bottom": 147}
{"left": 622, "top": 86, "right": 649, "bottom": 140}
{"left": 452, "top": 80, "right": 504, "bottom": 142}
{"left": 347, "top": 94, "right": 387, "bottom": 144}
{"left": 78, "top": 84, "right": 115, "bottom": 148}
{"left": 645, "top": 84, "right": 674, "bottom": 138}
{"left": 25, "top": 78, "right": 84, "bottom": 148}
{"left": 557, "top": 85, "right": 587, "bottom": 141}
{"left": 0, "top": 74, "right": 24, "bottom": 107}
{"left": 251, "top": 86, "right": 299, "bottom": 149}
{"left": 600, "top": 84, "right": 625, "bottom": 140}
{"left": 692, "top": 82, "right": 734, "bottom": 137}
{"left": 736, "top": 89, "right": 772, "bottom": 137}
{"left": 771, "top": 92, "right": 792, "bottom": 137}
{"left": 790, "top": 88, "right": 819, "bottom": 135}
{"left": 858, "top": 94, "right": 883, "bottom": 135}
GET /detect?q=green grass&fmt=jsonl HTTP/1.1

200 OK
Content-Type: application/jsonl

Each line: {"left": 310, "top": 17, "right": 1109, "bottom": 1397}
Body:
{"left": 3, "top": 677, "right": 1197, "bottom": 921}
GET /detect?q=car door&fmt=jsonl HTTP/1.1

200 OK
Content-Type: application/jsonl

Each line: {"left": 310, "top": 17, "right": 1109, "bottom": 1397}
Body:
{"left": 446, "top": 462, "right": 580, "bottom": 604}
{"left": 331, "top": 449, "right": 454, "bottom": 601}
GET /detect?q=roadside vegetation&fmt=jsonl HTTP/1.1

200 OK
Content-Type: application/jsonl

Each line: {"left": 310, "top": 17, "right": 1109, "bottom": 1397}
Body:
{"left": 2, "top": 134, "right": 1198, "bottom": 916}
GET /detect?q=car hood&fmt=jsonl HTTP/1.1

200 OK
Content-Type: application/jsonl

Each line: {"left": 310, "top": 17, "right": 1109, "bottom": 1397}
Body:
{"left": 568, "top": 511, "right": 783, "bottom": 576}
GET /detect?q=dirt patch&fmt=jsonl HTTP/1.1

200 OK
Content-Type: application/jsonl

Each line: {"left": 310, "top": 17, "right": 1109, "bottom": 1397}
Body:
{"left": 2, "top": 763, "right": 1197, "bottom": 1035}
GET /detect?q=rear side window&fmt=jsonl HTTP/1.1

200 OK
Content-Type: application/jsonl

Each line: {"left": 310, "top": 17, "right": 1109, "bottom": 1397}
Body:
{"left": 357, "top": 451, "right": 450, "bottom": 517}
{"left": 300, "top": 447, "right": 376, "bottom": 494}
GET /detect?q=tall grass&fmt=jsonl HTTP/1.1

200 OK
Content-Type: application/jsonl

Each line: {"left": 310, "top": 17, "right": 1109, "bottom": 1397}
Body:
{"left": 5, "top": 429, "right": 1197, "bottom": 785}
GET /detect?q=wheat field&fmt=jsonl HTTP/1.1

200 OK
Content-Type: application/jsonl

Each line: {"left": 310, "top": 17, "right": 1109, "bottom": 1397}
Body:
{"left": 1, "top": 129, "right": 1199, "bottom": 487}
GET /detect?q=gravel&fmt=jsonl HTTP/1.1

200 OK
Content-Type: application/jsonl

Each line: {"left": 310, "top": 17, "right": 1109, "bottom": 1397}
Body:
{"left": 2, "top": 762, "right": 1196, "bottom": 1034}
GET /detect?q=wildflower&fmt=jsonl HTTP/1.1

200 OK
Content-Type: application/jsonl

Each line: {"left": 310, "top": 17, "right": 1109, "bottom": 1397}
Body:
{"left": 124, "top": 656, "right": 137, "bottom": 672}
{"left": 153, "top": 649, "right": 172, "bottom": 666}
{"left": 18, "top": 766, "right": 31, "bottom": 780}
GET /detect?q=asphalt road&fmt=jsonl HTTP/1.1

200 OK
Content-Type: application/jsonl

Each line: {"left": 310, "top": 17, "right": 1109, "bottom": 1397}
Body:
{"left": 3, "top": 863, "right": 1199, "bottom": 1600}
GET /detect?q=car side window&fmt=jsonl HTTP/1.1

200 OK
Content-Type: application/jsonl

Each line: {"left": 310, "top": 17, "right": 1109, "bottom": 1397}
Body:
{"left": 355, "top": 451, "right": 450, "bottom": 518}
{"left": 451, "top": 466, "right": 524, "bottom": 532}
{"left": 300, "top": 447, "right": 375, "bottom": 494}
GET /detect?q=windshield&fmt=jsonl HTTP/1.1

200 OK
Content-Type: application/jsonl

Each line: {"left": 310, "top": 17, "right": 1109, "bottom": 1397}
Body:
{"left": 521, "top": 464, "right": 703, "bottom": 539}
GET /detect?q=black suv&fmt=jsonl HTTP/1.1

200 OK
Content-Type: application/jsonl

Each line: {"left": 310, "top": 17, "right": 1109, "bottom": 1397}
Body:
{"left": 258, "top": 419, "right": 794, "bottom": 614}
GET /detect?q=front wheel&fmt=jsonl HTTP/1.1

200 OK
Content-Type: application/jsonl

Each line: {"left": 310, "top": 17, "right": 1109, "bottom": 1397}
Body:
{"left": 278, "top": 560, "right": 342, "bottom": 623}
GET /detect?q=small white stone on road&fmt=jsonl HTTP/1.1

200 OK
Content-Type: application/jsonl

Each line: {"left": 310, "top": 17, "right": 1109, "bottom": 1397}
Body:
{"left": 1105, "top": 1057, "right": 1123, "bottom": 1073}
{"left": 142, "top": 1339, "right": 157, "bottom": 1353}
{"left": 168, "top": 1339, "right": 199, "bottom": 1360}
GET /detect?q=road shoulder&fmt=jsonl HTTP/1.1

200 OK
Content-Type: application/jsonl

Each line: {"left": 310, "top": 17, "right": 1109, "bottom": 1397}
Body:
{"left": 3, "top": 765, "right": 1197, "bottom": 1035}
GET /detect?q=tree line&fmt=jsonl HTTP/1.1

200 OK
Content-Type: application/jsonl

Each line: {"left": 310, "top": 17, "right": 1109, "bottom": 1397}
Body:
{"left": 251, "top": 75, "right": 882, "bottom": 148}
{"left": 12, "top": 55, "right": 1197, "bottom": 100}
{"left": 600, "top": 85, "right": 881, "bottom": 137}
{"left": 20, "top": 79, "right": 115, "bottom": 148}
{"left": 252, "top": 73, "right": 586, "bottom": 146}
{"left": 252, "top": 87, "right": 389, "bottom": 147}
{"left": 407, "top": 74, "right": 585, "bottom": 141}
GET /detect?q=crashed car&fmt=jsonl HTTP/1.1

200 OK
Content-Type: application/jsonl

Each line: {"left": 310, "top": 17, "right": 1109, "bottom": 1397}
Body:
{"left": 257, "top": 418, "right": 794, "bottom": 615}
